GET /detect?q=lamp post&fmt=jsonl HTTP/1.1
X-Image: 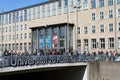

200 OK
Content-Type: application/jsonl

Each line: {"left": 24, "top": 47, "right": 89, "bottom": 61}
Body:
{"left": 114, "top": 0, "right": 117, "bottom": 52}
{"left": 73, "top": 5, "right": 81, "bottom": 51}
{"left": 1, "top": 13, "right": 3, "bottom": 54}
{"left": 14, "top": 12, "right": 17, "bottom": 53}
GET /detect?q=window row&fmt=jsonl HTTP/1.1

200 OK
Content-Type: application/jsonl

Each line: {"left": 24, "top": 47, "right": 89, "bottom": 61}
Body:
{"left": 77, "top": 23, "right": 120, "bottom": 34}
{"left": 1, "top": 0, "right": 120, "bottom": 25}
{"left": 0, "top": 42, "right": 31, "bottom": 52}
{"left": 0, "top": 24, "right": 27, "bottom": 33}
{"left": 91, "top": 0, "right": 120, "bottom": 9}
{"left": 0, "top": 33, "right": 31, "bottom": 41}
{"left": 91, "top": 9, "right": 120, "bottom": 21}
{"left": 77, "top": 37, "right": 120, "bottom": 50}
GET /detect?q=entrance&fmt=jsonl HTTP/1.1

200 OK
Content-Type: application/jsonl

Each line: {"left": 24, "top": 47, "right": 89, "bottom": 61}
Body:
{"left": 31, "top": 23, "right": 74, "bottom": 54}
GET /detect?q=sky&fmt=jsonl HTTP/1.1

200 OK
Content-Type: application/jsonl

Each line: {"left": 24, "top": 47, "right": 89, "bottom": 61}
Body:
{"left": 0, "top": 0, "right": 48, "bottom": 12}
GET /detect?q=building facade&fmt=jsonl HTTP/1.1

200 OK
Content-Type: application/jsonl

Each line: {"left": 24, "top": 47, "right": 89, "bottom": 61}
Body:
{"left": 0, "top": 0, "right": 120, "bottom": 53}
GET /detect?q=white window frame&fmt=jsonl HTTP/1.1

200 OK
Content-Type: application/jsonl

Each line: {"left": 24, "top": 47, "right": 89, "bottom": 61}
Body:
{"left": 109, "top": 23, "right": 113, "bottom": 32}
{"left": 100, "top": 24, "right": 104, "bottom": 32}
{"left": 109, "top": 38, "right": 114, "bottom": 49}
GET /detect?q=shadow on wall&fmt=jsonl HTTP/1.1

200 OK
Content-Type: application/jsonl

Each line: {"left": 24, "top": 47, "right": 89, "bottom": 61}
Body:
{"left": 0, "top": 66, "right": 87, "bottom": 80}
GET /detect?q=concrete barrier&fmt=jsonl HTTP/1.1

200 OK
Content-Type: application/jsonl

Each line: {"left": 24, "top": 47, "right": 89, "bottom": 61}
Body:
{"left": 88, "top": 62, "right": 120, "bottom": 80}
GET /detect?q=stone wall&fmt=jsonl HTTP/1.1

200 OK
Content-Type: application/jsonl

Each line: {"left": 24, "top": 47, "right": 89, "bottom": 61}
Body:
{"left": 88, "top": 62, "right": 120, "bottom": 80}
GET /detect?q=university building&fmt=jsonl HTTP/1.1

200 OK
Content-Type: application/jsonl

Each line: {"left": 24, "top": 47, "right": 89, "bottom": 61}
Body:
{"left": 0, "top": 0, "right": 120, "bottom": 53}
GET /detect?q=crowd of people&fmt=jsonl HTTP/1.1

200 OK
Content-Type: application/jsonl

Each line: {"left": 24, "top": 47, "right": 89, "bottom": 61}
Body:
{"left": 1, "top": 48, "right": 119, "bottom": 61}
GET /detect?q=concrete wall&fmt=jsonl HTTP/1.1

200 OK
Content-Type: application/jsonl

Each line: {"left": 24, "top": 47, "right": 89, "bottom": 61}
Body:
{"left": 88, "top": 62, "right": 120, "bottom": 80}
{"left": 1, "top": 62, "right": 120, "bottom": 80}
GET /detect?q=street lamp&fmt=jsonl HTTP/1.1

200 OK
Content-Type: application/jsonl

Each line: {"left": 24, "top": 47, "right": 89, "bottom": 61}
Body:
{"left": 14, "top": 12, "right": 17, "bottom": 53}
{"left": 1, "top": 13, "right": 3, "bottom": 54}
{"left": 73, "top": 5, "right": 81, "bottom": 51}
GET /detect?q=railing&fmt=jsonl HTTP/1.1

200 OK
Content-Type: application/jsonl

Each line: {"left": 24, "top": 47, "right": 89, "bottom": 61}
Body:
{"left": 0, "top": 53, "right": 118, "bottom": 68}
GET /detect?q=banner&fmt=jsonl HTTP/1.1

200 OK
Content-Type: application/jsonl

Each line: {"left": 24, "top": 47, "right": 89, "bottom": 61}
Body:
{"left": 39, "top": 36, "right": 44, "bottom": 48}
{"left": 52, "top": 35, "right": 58, "bottom": 48}
{"left": 46, "top": 36, "right": 51, "bottom": 48}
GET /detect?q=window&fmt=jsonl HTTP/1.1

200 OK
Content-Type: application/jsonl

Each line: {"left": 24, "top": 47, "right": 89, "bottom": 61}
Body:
{"left": 108, "top": 0, "right": 113, "bottom": 6}
{"left": 0, "top": 15, "right": 1, "bottom": 25}
{"left": 20, "top": 10, "right": 23, "bottom": 22}
{"left": 100, "top": 38, "right": 105, "bottom": 48}
{"left": 60, "top": 27, "right": 65, "bottom": 38}
{"left": 16, "top": 43, "right": 18, "bottom": 50}
{"left": 92, "top": 25, "right": 96, "bottom": 33}
{"left": 59, "top": 26, "right": 65, "bottom": 48}
{"left": 42, "top": 5, "right": 45, "bottom": 18}
{"left": 46, "top": 28, "right": 51, "bottom": 49}
{"left": 29, "top": 33, "right": 31, "bottom": 38}
{"left": 52, "top": 2, "right": 56, "bottom": 16}
{"left": 117, "top": 0, "right": 120, "bottom": 4}
{"left": 2, "top": 14, "right": 4, "bottom": 25}
{"left": 16, "top": 25, "right": 18, "bottom": 31}
{"left": 20, "top": 34, "right": 22, "bottom": 39}
{"left": 109, "top": 38, "right": 114, "bottom": 48}
{"left": 24, "top": 9, "right": 27, "bottom": 21}
{"left": 58, "top": 0, "right": 62, "bottom": 14}
{"left": 12, "top": 12, "right": 15, "bottom": 23}
{"left": 9, "top": 13, "right": 11, "bottom": 24}
{"left": 109, "top": 23, "right": 113, "bottom": 32}
{"left": 13, "top": 35, "right": 15, "bottom": 40}
{"left": 12, "top": 26, "right": 15, "bottom": 31}
{"left": 99, "top": 0, "right": 104, "bottom": 7}
{"left": 83, "top": 0, "right": 88, "bottom": 9}
{"left": 16, "top": 11, "right": 19, "bottom": 22}
{"left": 9, "top": 26, "right": 11, "bottom": 32}
{"left": 77, "top": 27, "right": 80, "bottom": 34}
{"left": 60, "top": 40, "right": 64, "bottom": 48}
{"left": 8, "top": 44, "right": 11, "bottom": 50}
{"left": 64, "top": 0, "right": 68, "bottom": 13}
{"left": 37, "top": 6, "right": 40, "bottom": 19}
{"left": 20, "top": 25, "right": 23, "bottom": 30}
{"left": 24, "top": 33, "right": 27, "bottom": 39}
{"left": 28, "top": 8, "right": 31, "bottom": 20}
{"left": 24, "top": 24, "right": 27, "bottom": 30}
{"left": 100, "top": 24, "right": 104, "bottom": 32}
{"left": 118, "top": 9, "right": 120, "bottom": 17}
{"left": 118, "top": 22, "right": 120, "bottom": 31}
{"left": 24, "top": 43, "right": 27, "bottom": 50}
{"left": 12, "top": 44, "right": 14, "bottom": 50}
{"left": 5, "top": 14, "right": 8, "bottom": 24}
{"left": 92, "top": 39, "right": 96, "bottom": 48}
{"left": 109, "top": 10, "right": 113, "bottom": 18}
{"left": 70, "top": 0, "right": 74, "bottom": 12}
{"left": 47, "top": 4, "right": 50, "bottom": 17}
{"left": 100, "top": 11, "right": 104, "bottom": 19}
{"left": 84, "top": 39, "right": 88, "bottom": 52}
{"left": 20, "top": 43, "right": 22, "bottom": 51}
{"left": 6, "top": 35, "right": 7, "bottom": 41}
{"left": 91, "top": 0, "right": 96, "bottom": 8}
{"left": 92, "top": 13, "right": 95, "bottom": 20}
{"left": 9, "top": 35, "right": 11, "bottom": 40}
{"left": 118, "top": 37, "right": 120, "bottom": 48}
{"left": 76, "top": 0, "right": 81, "bottom": 6}
{"left": 32, "top": 7, "right": 36, "bottom": 19}
{"left": 28, "top": 43, "right": 31, "bottom": 51}
{"left": 16, "top": 34, "right": 18, "bottom": 40}
{"left": 77, "top": 39, "right": 81, "bottom": 47}
{"left": 2, "top": 28, "right": 4, "bottom": 33}
{"left": 84, "top": 26, "right": 88, "bottom": 34}
{"left": 6, "top": 27, "right": 7, "bottom": 32}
